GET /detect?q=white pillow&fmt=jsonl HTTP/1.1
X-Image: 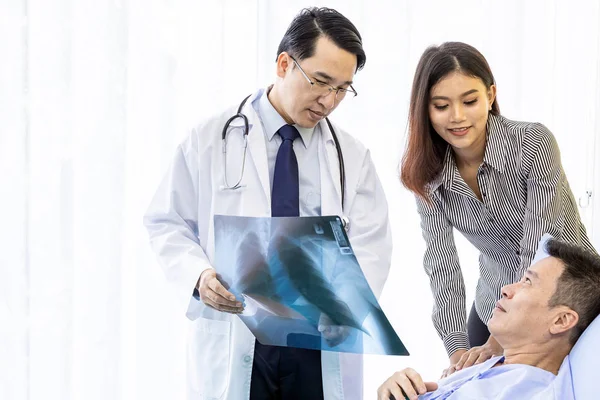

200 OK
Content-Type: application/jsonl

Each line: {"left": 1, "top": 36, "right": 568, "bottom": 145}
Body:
{"left": 569, "top": 314, "right": 600, "bottom": 399}
{"left": 534, "top": 233, "right": 599, "bottom": 399}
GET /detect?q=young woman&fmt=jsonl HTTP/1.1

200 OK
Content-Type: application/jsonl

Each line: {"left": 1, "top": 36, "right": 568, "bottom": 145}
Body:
{"left": 401, "top": 42, "right": 595, "bottom": 375}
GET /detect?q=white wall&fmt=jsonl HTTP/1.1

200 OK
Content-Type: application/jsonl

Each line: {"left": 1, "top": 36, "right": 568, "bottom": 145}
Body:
{"left": 2, "top": 1, "right": 599, "bottom": 399}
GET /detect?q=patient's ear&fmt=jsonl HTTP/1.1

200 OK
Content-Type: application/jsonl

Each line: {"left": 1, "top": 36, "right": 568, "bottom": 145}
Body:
{"left": 549, "top": 307, "right": 579, "bottom": 335}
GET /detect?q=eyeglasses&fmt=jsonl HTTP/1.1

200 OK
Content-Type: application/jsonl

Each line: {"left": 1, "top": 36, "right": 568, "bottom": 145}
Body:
{"left": 290, "top": 56, "right": 358, "bottom": 101}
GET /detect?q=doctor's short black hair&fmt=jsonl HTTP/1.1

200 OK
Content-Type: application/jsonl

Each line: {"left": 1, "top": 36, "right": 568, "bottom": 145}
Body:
{"left": 546, "top": 238, "right": 600, "bottom": 344}
{"left": 277, "top": 7, "right": 366, "bottom": 71}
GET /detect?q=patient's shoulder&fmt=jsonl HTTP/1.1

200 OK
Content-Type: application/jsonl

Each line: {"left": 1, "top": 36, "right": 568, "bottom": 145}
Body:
{"left": 437, "top": 356, "right": 504, "bottom": 387}
{"left": 433, "top": 357, "right": 555, "bottom": 400}
{"left": 475, "top": 362, "right": 556, "bottom": 399}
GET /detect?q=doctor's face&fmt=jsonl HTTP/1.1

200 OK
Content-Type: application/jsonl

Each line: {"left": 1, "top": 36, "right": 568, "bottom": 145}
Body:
{"left": 276, "top": 36, "right": 357, "bottom": 128}
{"left": 488, "top": 257, "right": 568, "bottom": 348}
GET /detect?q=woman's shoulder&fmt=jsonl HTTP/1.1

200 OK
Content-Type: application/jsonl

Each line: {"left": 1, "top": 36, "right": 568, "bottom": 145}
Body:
{"left": 490, "top": 114, "right": 556, "bottom": 150}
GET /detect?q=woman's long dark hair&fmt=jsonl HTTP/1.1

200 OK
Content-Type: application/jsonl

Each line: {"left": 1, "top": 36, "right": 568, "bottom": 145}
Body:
{"left": 400, "top": 42, "right": 500, "bottom": 201}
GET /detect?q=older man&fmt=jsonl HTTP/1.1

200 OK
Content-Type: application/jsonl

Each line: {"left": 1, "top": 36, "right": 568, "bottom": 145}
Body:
{"left": 378, "top": 238, "right": 600, "bottom": 400}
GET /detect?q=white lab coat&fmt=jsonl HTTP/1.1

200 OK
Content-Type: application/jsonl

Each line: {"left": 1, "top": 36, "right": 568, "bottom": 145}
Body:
{"left": 144, "top": 89, "right": 392, "bottom": 400}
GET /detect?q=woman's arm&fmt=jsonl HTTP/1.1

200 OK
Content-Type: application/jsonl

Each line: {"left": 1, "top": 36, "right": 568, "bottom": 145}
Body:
{"left": 416, "top": 194, "right": 468, "bottom": 357}
{"left": 518, "top": 124, "right": 567, "bottom": 273}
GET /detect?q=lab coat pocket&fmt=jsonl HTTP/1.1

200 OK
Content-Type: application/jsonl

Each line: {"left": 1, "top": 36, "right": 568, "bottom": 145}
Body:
{"left": 189, "top": 318, "right": 231, "bottom": 399}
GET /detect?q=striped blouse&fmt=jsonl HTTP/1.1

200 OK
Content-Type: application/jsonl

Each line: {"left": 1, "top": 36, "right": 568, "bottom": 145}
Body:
{"left": 416, "top": 113, "right": 595, "bottom": 356}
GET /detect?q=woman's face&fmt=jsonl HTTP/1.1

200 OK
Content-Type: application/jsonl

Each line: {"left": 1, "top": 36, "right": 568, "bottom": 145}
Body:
{"left": 428, "top": 71, "right": 496, "bottom": 157}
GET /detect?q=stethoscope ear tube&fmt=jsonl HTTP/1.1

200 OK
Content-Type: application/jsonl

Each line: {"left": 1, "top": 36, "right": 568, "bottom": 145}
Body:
{"left": 326, "top": 117, "right": 345, "bottom": 211}
{"left": 221, "top": 94, "right": 252, "bottom": 141}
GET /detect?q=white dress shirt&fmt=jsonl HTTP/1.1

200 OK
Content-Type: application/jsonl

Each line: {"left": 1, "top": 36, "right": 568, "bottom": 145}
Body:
{"left": 253, "top": 88, "right": 322, "bottom": 216}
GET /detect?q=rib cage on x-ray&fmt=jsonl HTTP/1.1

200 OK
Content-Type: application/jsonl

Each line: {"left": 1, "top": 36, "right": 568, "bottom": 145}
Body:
{"left": 214, "top": 214, "right": 408, "bottom": 356}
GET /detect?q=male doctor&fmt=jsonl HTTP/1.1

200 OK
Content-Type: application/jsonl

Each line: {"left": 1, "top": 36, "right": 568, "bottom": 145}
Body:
{"left": 144, "top": 7, "right": 392, "bottom": 400}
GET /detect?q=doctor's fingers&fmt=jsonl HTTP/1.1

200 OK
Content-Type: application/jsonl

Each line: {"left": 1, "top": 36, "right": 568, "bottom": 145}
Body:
{"left": 323, "top": 326, "right": 349, "bottom": 347}
{"left": 202, "top": 290, "right": 244, "bottom": 313}
{"left": 206, "top": 277, "right": 238, "bottom": 302}
{"left": 202, "top": 287, "right": 243, "bottom": 309}
{"left": 204, "top": 301, "right": 243, "bottom": 314}
{"left": 199, "top": 282, "right": 243, "bottom": 312}
{"left": 199, "top": 276, "right": 240, "bottom": 306}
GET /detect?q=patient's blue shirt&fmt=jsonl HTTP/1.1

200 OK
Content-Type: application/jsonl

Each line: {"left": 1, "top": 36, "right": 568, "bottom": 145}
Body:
{"left": 418, "top": 355, "right": 563, "bottom": 399}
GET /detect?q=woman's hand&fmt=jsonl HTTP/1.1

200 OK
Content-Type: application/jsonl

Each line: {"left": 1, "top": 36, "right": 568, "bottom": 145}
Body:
{"left": 442, "top": 336, "right": 503, "bottom": 378}
{"left": 440, "top": 349, "right": 466, "bottom": 378}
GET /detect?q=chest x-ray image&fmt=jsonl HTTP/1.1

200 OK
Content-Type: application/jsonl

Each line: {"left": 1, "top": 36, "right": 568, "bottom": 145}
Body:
{"left": 214, "top": 215, "right": 408, "bottom": 355}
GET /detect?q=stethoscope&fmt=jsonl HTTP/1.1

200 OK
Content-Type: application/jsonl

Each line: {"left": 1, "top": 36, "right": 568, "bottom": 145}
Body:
{"left": 222, "top": 94, "right": 348, "bottom": 228}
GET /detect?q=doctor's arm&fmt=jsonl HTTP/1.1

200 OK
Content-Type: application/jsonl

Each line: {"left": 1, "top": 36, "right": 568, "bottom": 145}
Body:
{"left": 345, "top": 150, "right": 392, "bottom": 299}
{"left": 143, "top": 137, "right": 242, "bottom": 316}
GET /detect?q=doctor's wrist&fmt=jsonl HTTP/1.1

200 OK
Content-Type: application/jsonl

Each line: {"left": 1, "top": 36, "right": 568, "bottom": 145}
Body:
{"left": 197, "top": 268, "right": 215, "bottom": 290}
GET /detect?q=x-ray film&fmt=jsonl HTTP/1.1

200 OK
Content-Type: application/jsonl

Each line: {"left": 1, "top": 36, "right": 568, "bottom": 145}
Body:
{"left": 214, "top": 214, "right": 409, "bottom": 356}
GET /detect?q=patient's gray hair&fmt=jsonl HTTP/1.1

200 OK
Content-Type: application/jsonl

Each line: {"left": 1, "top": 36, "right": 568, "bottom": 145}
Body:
{"left": 546, "top": 239, "right": 600, "bottom": 344}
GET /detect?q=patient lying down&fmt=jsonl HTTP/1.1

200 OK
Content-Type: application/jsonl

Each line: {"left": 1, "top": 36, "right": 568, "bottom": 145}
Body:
{"left": 378, "top": 238, "right": 600, "bottom": 400}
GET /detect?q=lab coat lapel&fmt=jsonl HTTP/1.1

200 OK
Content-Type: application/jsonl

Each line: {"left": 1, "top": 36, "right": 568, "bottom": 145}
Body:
{"left": 318, "top": 118, "right": 346, "bottom": 400}
{"left": 242, "top": 97, "right": 271, "bottom": 207}
{"left": 320, "top": 121, "right": 365, "bottom": 400}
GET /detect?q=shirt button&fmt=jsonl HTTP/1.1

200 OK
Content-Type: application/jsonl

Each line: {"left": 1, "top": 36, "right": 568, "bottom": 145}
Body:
{"left": 516, "top": 249, "right": 521, "bottom": 256}
{"left": 243, "top": 355, "right": 252, "bottom": 363}
{"left": 482, "top": 192, "right": 486, "bottom": 198}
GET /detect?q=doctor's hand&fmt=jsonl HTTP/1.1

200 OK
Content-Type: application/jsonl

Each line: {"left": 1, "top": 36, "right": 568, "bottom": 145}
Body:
{"left": 197, "top": 269, "right": 244, "bottom": 313}
{"left": 318, "top": 313, "right": 350, "bottom": 347}
{"left": 377, "top": 368, "right": 438, "bottom": 400}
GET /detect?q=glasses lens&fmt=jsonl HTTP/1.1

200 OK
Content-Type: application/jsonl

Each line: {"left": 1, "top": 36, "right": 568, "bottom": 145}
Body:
{"left": 336, "top": 90, "right": 348, "bottom": 100}
{"left": 310, "top": 81, "right": 330, "bottom": 96}
{"left": 308, "top": 78, "right": 355, "bottom": 101}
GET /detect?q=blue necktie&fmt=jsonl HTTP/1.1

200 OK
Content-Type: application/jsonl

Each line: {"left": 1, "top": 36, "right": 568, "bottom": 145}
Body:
{"left": 272, "top": 125, "right": 300, "bottom": 217}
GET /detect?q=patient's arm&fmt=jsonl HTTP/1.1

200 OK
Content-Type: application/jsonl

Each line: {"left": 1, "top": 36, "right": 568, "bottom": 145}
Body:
{"left": 377, "top": 368, "right": 438, "bottom": 400}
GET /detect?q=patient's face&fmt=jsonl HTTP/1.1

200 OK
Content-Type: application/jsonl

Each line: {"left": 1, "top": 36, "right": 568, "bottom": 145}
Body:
{"left": 488, "top": 257, "right": 564, "bottom": 346}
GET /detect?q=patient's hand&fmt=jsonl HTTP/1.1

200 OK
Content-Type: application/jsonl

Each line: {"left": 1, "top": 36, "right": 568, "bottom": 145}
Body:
{"left": 377, "top": 368, "right": 438, "bottom": 400}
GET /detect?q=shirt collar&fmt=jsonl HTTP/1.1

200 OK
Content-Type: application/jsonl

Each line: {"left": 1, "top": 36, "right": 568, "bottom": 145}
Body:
{"left": 258, "top": 86, "right": 314, "bottom": 148}
{"left": 483, "top": 113, "right": 508, "bottom": 174}
{"left": 428, "top": 146, "right": 455, "bottom": 194}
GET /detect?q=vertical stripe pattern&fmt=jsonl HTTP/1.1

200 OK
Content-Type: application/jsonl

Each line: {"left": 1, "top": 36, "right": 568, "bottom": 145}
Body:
{"left": 416, "top": 113, "right": 597, "bottom": 356}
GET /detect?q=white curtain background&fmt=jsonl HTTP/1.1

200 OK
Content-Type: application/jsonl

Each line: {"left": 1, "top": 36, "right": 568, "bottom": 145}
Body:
{"left": 2, "top": 0, "right": 600, "bottom": 399}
